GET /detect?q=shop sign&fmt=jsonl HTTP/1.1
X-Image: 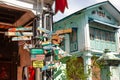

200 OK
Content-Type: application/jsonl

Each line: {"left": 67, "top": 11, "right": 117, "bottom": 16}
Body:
{"left": 33, "top": 60, "right": 43, "bottom": 68}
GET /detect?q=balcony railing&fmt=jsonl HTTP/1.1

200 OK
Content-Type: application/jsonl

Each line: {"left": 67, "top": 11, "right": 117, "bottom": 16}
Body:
{"left": 90, "top": 40, "right": 117, "bottom": 52}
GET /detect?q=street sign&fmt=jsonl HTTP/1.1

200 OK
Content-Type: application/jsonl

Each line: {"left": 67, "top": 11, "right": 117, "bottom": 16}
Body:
{"left": 42, "top": 66, "right": 49, "bottom": 71}
{"left": 30, "top": 48, "right": 44, "bottom": 55}
{"left": 42, "top": 41, "right": 51, "bottom": 46}
{"left": 55, "top": 28, "right": 72, "bottom": 35}
{"left": 12, "top": 36, "right": 31, "bottom": 41}
{"left": 8, "top": 27, "right": 32, "bottom": 32}
{"left": 5, "top": 32, "right": 33, "bottom": 36}
{"left": 32, "top": 60, "right": 43, "bottom": 68}
{"left": 37, "top": 27, "right": 52, "bottom": 34}
{"left": 31, "top": 55, "right": 45, "bottom": 61}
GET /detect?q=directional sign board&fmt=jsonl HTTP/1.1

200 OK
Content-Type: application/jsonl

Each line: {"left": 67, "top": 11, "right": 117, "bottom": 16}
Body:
{"left": 5, "top": 32, "right": 33, "bottom": 36}
{"left": 37, "top": 27, "right": 52, "bottom": 34}
{"left": 33, "top": 60, "right": 43, "bottom": 68}
{"left": 8, "top": 27, "right": 32, "bottom": 32}
{"left": 30, "top": 48, "right": 44, "bottom": 55}
{"left": 31, "top": 55, "right": 45, "bottom": 61}
{"left": 55, "top": 28, "right": 72, "bottom": 35}
{"left": 12, "top": 36, "right": 31, "bottom": 41}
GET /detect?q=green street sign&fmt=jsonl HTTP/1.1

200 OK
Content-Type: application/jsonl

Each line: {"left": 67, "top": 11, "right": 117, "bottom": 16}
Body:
{"left": 30, "top": 48, "right": 44, "bottom": 55}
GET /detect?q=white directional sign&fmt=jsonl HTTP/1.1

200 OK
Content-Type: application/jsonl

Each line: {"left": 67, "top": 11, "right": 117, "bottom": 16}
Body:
{"left": 12, "top": 36, "right": 31, "bottom": 41}
{"left": 5, "top": 32, "right": 33, "bottom": 36}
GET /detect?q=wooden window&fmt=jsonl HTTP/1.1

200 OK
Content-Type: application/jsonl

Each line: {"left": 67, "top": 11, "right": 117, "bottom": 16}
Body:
{"left": 89, "top": 27, "right": 115, "bottom": 42}
{"left": 90, "top": 27, "right": 95, "bottom": 40}
{"left": 110, "top": 32, "right": 115, "bottom": 42}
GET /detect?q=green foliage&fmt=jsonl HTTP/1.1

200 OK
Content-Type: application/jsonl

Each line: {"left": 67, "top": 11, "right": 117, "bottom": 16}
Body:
{"left": 66, "top": 55, "right": 88, "bottom": 80}
{"left": 63, "top": 52, "right": 113, "bottom": 80}
{"left": 92, "top": 55, "right": 112, "bottom": 79}
{"left": 92, "top": 55, "right": 106, "bottom": 69}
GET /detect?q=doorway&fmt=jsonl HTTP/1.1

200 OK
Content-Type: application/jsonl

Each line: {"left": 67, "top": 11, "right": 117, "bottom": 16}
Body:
{"left": 0, "top": 31, "right": 18, "bottom": 80}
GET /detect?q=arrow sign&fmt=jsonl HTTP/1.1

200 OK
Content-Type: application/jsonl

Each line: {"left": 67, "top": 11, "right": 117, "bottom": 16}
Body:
{"left": 30, "top": 48, "right": 44, "bottom": 55}
{"left": 55, "top": 28, "right": 72, "bottom": 35}
{"left": 5, "top": 32, "right": 33, "bottom": 36}
{"left": 12, "top": 36, "right": 31, "bottom": 41}
{"left": 8, "top": 27, "right": 32, "bottom": 32}
{"left": 31, "top": 55, "right": 45, "bottom": 61}
{"left": 37, "top": 27, "right": 52, "bottom": 34}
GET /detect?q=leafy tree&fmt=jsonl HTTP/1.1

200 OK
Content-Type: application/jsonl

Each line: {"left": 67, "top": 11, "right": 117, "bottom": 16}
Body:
{"left": 66, "top": 55, "right": 89, "bottom": 80}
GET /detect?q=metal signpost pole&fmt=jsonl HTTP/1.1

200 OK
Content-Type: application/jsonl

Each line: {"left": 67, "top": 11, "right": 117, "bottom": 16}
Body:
{"left": 35, "top": 0, "right": 44, "bottom": 80}
{"left": 34, "top": 0, "right": 54, "bottom": 79}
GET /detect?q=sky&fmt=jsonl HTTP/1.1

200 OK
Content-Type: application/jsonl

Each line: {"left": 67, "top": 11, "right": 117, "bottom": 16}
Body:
{"left": 53, "top": 0, "right": 120, "bottom": 22}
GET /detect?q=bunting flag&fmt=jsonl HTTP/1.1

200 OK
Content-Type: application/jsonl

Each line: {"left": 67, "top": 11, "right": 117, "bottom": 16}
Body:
{"left": 55, "top": 0, "right": 68, "bottom": 13}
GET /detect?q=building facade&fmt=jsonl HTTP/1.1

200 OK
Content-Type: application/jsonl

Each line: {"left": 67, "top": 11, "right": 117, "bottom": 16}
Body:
{"left": 53, "top": 1, "right": 120, "bottom": 80}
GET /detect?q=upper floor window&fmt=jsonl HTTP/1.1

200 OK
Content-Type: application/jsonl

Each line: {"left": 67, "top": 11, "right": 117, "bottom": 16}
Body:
{"left": 90, "top": 27, "right": 115, "bottom": 42}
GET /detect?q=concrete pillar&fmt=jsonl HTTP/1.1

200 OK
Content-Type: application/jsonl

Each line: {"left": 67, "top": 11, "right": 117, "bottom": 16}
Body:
{"left": 110, "top": 66, "right": 120, "bottom": 80}
{"left": 83, "top": 52, "right": 92, "bottom": 80}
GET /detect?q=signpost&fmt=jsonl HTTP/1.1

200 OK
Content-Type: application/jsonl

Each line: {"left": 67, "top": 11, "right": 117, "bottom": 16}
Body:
{"left": 4, "top": 0, "right": 60, "bottom": 80}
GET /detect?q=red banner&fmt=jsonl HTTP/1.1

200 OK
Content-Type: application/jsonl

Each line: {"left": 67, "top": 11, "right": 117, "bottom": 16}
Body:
{"left": 55, "top": 0, "right": 68, "bottom": 13}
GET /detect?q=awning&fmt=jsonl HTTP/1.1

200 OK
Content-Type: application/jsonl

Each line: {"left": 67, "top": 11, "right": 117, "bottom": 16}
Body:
{"left": 89, "top": 18, "right": 120, "bottom": 29}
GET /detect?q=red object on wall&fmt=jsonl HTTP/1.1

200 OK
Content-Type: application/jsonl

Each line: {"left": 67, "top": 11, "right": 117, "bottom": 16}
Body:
{"left": 55, "top": 0, "right": 68, "bottom": 13}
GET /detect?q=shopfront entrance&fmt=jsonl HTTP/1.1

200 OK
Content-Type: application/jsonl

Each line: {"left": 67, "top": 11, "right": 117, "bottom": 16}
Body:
{"left": 0, "top": 32, "right": 18, "bottom": 80}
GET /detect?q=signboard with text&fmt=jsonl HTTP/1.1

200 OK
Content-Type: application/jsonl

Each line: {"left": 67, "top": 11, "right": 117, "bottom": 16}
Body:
{"left": 32, "top": 60, "right": 43, "bottom": 68}
{"left": 31, "top": 55, "right": 45, "bottom": 61}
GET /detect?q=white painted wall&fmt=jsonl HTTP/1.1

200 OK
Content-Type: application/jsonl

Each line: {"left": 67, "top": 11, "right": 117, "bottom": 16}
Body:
{"left": 110, "top": 66, "right": 120, "bottom": 80}
{"left": 77, "top": 13, "right": 89, "bottom": 51}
